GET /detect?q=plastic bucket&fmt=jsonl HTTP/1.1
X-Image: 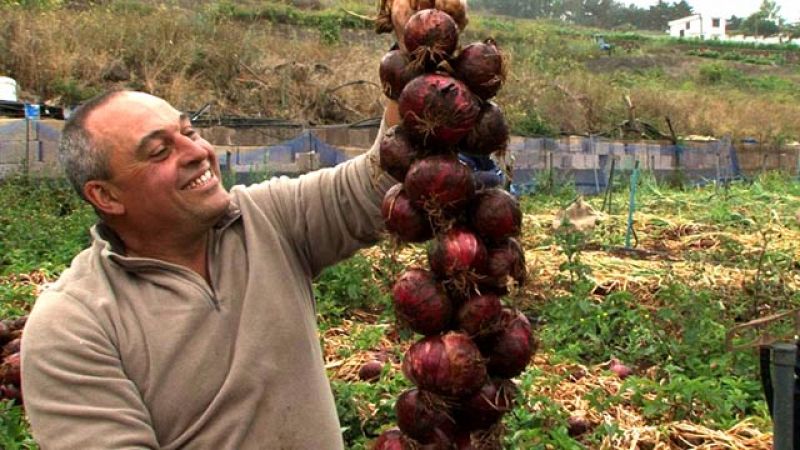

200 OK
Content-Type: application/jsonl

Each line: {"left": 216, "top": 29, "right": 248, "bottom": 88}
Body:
{"left": 0, "top": 76, "right": 18, "bottom": 102}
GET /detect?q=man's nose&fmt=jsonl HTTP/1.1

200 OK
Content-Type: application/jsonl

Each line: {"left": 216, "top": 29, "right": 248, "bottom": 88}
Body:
{"left": 176, "top": 135, "right": 208, "bottom": 164}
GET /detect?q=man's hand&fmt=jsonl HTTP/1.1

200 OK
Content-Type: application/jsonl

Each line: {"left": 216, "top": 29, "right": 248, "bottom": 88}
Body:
{"left": 377, "top": 0, "right": 467, "bottom": 128}
{"left": 377, "top": 0, "right": 420, "bottom": 52}
{"left": 378, "top": 0, "right": 467, "bottom": 49}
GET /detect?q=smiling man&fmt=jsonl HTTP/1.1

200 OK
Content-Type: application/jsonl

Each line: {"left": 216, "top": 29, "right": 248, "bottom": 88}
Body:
{"left": 20, "top": 89, "right": 396, "bottom": 449}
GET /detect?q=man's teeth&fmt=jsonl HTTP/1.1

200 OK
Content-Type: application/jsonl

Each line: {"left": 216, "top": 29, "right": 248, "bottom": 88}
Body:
{"left": 188, "top": 169, "right": 213, "bottom": 189}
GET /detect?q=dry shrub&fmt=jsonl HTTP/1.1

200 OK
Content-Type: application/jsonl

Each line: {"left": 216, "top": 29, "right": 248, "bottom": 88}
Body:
{"left": 0, "top": 6, "right": 389, "bottom": 123}
{"left": 1, "top": 5, "right": 798, "bottom": 139}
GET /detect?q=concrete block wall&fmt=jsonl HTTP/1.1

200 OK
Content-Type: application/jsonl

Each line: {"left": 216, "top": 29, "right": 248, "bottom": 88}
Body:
{"left": 2, "top": 117, "right": 798, "bottom": 181}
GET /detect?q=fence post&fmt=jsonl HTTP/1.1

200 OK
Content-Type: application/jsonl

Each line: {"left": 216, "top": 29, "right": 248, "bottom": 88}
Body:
{"left": 772, "top": 342, "right": 796, "bottom": 450}
{"left": 592, "top": 137, "right": 600, "bottom": 194}
{"left": 625, "top": 160, "right": 640, "bottom": 249}
{"left": 796, "top": 147, "right": 800, "bottom": 180}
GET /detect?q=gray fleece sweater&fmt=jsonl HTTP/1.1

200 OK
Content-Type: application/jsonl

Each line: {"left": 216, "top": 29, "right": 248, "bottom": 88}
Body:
{"left": 21, "top": 127, "right": 395, "bottom": 449}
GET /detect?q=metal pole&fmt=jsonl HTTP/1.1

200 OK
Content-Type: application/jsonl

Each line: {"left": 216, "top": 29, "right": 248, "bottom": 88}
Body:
{"left": 625, "top": 160, "right": 640, "bottom": 249}
{"left": 772, "top": 342, "right": 796, "bottom": 450}
{"left": 25, "top": 116, "right": 30, "bottom": 176}
{"left": 603, "top": 158, "right": 616, "bottom": 213}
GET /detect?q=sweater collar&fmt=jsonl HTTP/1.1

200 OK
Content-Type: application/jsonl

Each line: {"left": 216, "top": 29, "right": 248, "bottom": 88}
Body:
{"left": 90, "top": 201, "right": 243, "bottom": 262}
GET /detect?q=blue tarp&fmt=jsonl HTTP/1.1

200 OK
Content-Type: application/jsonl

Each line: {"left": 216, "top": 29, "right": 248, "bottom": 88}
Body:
{"left": 220, "top": 131, "right": 349, "bottom": 170}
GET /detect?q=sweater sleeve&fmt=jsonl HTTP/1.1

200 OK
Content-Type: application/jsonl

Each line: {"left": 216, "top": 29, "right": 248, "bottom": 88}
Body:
{"left": 21, "top": 291, "right": 160, "bottom": 450}
{"left": 241, "top": 119, "right": 397, "bottom": 277}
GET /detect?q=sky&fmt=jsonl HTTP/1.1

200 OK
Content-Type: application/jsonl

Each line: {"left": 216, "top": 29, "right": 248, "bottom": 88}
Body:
{"left": 624, "top": 0, "right": 800, "bottom": 22}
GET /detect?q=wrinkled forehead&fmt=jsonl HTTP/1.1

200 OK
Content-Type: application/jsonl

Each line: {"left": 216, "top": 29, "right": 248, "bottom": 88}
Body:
{"left": 86, "top": 92, "right": 182, "bottom": 151}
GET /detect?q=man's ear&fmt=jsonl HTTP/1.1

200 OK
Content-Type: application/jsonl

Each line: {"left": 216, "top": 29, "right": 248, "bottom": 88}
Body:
{"left": 83, "top": 180, "right": 125, "bottom": 216}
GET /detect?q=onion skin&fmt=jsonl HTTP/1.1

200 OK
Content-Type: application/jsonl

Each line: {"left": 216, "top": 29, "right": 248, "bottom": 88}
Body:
{"left": 455, "top": 293, "right": 502, "bottom": 337}
{"left": 382, "top": 184, "right": 433, "bottom": 244}
{"left": 396, "top": 388, "right": 455, "bottom": 443}
{"left": 428, "top": 228, "right": 488, "bottom": 279}
{"left": 380, "top": 126, "right": 418, "bottom": 182}
{"left": 398, "top": 74, "right": 481, "bottom": 147}
{"left": 455, "top": 378, "right": 517, "bottom": 431}
{"left": 453, "top": 39, "right": 506, "bottom": 100}
{"left": 482, "top": 309, "right": 536, "bottom": 378}
{"left": 403, "top": 9, "right": 459, "bottom": 68}
{"left": 380, "top": 51, "right": 423, "bottom": 101}
{"left": 461, "top": 102, "right": 509, "bottom": 157}
{"left": 469, "top": 188, "right": 522, "bottom": 243}
{"left": 404, "top": 154, "right": 475, "bottom": 211}
{"left": 392, "top": 268, "right": 453, "bottom": 336}
{"left": 402, "top": 332, "right": 487, "bottom": 397}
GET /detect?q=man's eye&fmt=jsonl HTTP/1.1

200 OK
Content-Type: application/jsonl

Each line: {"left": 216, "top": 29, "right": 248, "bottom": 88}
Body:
{"left": 151, "top": 147, "right": 169, "bottom": 159}
{"left": 182, "top": 128, "right": 198, "bottom": 138}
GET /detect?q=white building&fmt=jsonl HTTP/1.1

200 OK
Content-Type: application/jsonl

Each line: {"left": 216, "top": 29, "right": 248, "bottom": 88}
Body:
{"left": 668, "top": 14, "right": 726, "bottom": 40}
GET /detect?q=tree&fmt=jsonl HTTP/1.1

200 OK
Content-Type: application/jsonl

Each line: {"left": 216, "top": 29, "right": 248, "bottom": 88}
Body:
{"left": 727, "top": 15, "right": 744, "bottom": 31}
{"left": 742, "top": 0, "right": 782, "bottom": 36}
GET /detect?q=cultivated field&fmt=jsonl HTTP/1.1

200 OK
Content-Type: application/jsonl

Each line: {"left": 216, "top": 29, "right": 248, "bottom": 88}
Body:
{"left": 2, "top": 172, "right": 798, "bottom": 448}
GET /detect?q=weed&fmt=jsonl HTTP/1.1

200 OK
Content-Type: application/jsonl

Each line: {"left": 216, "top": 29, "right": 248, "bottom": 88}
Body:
{"left": 314, "top": 254, "right": 391, "bottom": 325}
{"left": 0, "top": 401, "right": 35, "bottom": 450}
{"left": 554, "top": 223, "right": 592, "bottom": 284}
{"left": 318, "top": 14, "right": 341, "bottom": 45}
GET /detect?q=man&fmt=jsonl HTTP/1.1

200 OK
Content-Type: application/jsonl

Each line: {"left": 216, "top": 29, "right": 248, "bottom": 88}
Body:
{"left": 21, "top": 89, "right": 397, "bottom": 448}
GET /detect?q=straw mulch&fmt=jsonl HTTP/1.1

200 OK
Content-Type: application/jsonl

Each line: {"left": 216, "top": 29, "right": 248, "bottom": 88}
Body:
{"left": 340, "top": 206, "right": 792, "bottom": 449}
{"left": 521, "top": 211, "right": 800, "bottom": 305}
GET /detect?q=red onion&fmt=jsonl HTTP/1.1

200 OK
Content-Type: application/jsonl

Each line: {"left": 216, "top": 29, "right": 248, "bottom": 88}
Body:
{"left": 0, "top": 353, "right": 21, "bottom": 386}
{"left": 0, "top": 383, "right": 22, "bottom": 404}
{"left": 398, "top": 74, "right": 480, "bottom": 147}
{"left": 2, "top": 338, "right": 20, "bottom": 356}
{"left": 392, "top": 268, "right": 453, "bottom": 336}
{"left": 382, "top": 184, "right": 433, "bottom": 244}
{"left": 455, "top": 293, "right": 502, "bottom": 337}
{"left": 396, "top": 388, "right": 455, "bottom": 444}
{"left": 372, "top": 428, "right": 408, "bottom": 450}
{"left": 470, "top": 189, "right": 522, "bottom": 243}
{"left": 609, "top": 358, "right": 633, "bottom": 379}
{"left": 461, "top": 102, "right": 509, "bottom": 157}
{"left": 359, "top": 360, "right": 384, "bottom": 382}
{"left": 380, "top": 51, "right": 424, "bottom": 101}
{"left": 455, "top": 378, "right": 517, "bottom": 431}
{"left": 403, "top": 9, "right": 458, "bottom": 68}
{"left": 404, "top": 154, "right": 475, "bottom": 211}
{"left": 482, "top": 309, "right": 536, "bottom": 378}
{"left": 428, "top": 228, "right": 487, "bottom": 279}
{"left": 380, "top": 126, "right": 419, "bottom": 183}
{"left": 480, "top": 238, "right": 527, "bottom": 292}
{"left": 402, "top": 332, "right": 487, "bottom": 397}
{"left": 453, "top": 39, "right": 507, "bottom": 100}
{"left": 567, "top": 415, "right": 593, "bottom": 437}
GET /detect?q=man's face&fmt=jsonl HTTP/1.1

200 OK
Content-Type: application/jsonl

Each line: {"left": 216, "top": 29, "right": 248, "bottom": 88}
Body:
{"left": 86, "top": 92, "right": 230, "bottom": 232}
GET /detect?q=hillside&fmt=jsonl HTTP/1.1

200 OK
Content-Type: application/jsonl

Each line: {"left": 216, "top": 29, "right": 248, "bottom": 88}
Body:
{"left": 2, "top": 1, "right": 800, "bottom": 144}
